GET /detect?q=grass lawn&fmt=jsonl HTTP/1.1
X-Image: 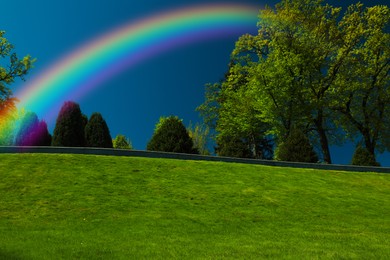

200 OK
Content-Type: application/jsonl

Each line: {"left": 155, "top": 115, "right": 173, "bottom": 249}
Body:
{"left": 0, "top": 153, "right": 389, "bottom": 259}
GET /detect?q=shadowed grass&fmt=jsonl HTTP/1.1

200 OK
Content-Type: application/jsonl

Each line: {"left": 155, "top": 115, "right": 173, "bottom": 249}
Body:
{"left": 0, "top": 153, "right": 389, "bottom": 259}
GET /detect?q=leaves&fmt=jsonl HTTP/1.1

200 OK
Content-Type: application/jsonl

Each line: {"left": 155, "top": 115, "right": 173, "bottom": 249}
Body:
{"left": 0, "top": 30, "right": 35, "bottom": 119}
{"left": 199, "top": 0, "right": 389, "bottom": 163}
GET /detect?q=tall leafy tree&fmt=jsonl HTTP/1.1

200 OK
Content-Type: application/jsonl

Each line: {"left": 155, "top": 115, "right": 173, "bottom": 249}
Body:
{"left": 198, "top": 64, "right": 273, "bottom": 159}
{"left": 199, "top": 0, "right": 389, "bottom": 164}
{"left": 85, "top": 112, "right": 113, "bottom": 148}
{"left": 147, "top": 116, "right": 197, "bottom": 154}
{"left": 232, "top": 0, "right": 350, "bottom": 164}
{"left": 217, "top": 69, "right": 274, "bottom": 159}
{"left": 332, "top": 4, "right": 390, "bottom": 162}
{"left": 0, "top": 31, "right": 35, "bottom": 139}
{"left": 187, "top": 122, "right": 211, "bottom": 155}
{"left": 52, "top": 101, "right": 85, "bottom": 147}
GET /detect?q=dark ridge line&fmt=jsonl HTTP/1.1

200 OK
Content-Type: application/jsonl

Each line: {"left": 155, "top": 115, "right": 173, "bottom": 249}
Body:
{"left": 0, "top": 146, "right": 389, "bottom": 174}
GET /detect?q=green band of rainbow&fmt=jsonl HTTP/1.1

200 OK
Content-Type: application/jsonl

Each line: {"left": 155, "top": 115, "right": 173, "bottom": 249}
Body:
{"left": 2, "top": 4, "right": 259, "bottom": 139}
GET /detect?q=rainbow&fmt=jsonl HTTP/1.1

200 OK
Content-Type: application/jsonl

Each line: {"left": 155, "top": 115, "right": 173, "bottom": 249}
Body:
{"left": 1, "top": 4, "right": 259, "bottom": 143}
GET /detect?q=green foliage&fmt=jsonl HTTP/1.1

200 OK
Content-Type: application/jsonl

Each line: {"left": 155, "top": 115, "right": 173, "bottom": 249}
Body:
{"left": 84, "top": 112, "right": 113, "bottom": 148}
{"left": 147, "top": 116, "right": 197, "bottom": 154}
{"left": 0, "top": 31, "right": 35, "bottom": 139}
{"left": 332, "top": 4, "right": 390, "bottom": 160}
{"left": 216, "top": 88, "right": 274, "bottom": 159}
{"left": 197, "top": 83, "right": 222, "bottom": 129}
{"left": 276, "top": 128, "right": 318, "bottom": 163}
{"left": 216, "top": 134, "right": 274, "bottom": 160}
{"left": 215, "top": 135, "right": 252, "bottom": 158}
{"left": 81, "top": 114, "right": 88, "bottom": 130}
{"left": 0, "top": 31, "right": 35, "bottom": 108}
{"left": 199, "top": 0, "right": 390, "bottom": 164}
{"left": 351, "top": 145, "right": 380, "bottom": 167}
{"left": 187, "top": 122, "right": 210, "bottom": 155}
{"left": 113, "top": 134, "right": 132, "bottom": 149}
{"left": 52, "top": 101, "right": 86, "bottom": 147}
{"left": 198, "top": 64, "right": 274, "bottom": 159}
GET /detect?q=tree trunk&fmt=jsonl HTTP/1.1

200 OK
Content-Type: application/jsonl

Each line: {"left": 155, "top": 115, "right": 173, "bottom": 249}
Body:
{"left": 362, "top": 129, "right": 376, "bottom": 160}
{"left": 317, "top": 124, "right": 332, "bottom": 164}
{"left": 315, "top": 111, "right": 332, "bottom": 164}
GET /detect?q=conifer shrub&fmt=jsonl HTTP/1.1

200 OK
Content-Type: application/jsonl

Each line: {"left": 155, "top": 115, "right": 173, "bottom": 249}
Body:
{"left": 276, "top": 128, "right": 318, "bottom": 163}
{"left": 85, "top": 112, "right": 113, "bottom": 148}
{"left": 52, "top": 101, "right": 85, "bottom": 147}
{"left": 351, "top": 145, "right": 380, "bottom": 166}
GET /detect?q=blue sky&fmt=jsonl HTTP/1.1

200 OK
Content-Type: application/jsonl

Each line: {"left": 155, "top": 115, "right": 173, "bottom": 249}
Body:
{"left": 2, "top": 0, "right": 389, "bottom": 166}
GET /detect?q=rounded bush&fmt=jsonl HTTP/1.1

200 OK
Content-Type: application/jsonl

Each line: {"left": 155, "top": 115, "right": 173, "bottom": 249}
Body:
{"left": 351, "top": 145, "right": 380, "bottom": 166}
{"left": 147, "top": 116, "right": 197, "bottom": 154}
{"left": 113, "top": 134, "right": 132, "bottom": 149}
{"left": 277, "top": 128, "right": 318, "bottom": 163}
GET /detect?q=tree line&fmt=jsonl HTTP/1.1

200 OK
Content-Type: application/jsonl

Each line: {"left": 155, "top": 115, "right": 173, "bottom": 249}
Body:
{"left": 1, "top": 99, "right": 209, "bottom": 154}
{"left": 1, "top": 0, "right": 388, "bottom": 166}
{"left": 198, "top": 0, "right": 389, "bottom": 166}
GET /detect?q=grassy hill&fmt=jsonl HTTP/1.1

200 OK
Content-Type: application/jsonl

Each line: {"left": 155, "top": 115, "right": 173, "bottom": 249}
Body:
{"left": 0, "top": 153, "right": 389, "bottom": 259}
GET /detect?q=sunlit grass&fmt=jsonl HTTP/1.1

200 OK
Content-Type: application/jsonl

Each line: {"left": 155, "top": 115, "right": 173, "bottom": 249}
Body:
{"left": 0, "top": 154, "right": 389, "bottom": 259}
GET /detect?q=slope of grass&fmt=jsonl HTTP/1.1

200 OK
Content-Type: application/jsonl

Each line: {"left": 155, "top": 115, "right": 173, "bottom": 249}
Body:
{"left": 0, "top": 153, "right": 389, "bottom": 259}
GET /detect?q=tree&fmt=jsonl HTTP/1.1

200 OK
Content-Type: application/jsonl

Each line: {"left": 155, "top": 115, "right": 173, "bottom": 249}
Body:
{"left": 0, "top": 31, "right": 35, "bottom": 138}
{"left": 85, "top": 112, "right": 113, "bottom": 148}
{"left": 147, "top": 116, "right": 197, "bottom": 154}
{"left": 198, "top": 64, "right": 274, "bottom": 160}
{"left": 81, "top": 114, "right": 88, "bottom": 130}
{"left": 199, "top": 0, "right": 389, "bottom": 164}
{"left": 351, "top": 145, "right": 380, "bottom": 167}
{"left": 230, "top": 0, "right": 351, "bottom": 164}
{"left": 15, "top": 112, "right": 51, "bottom": 146}
{"left": 113, "top": 134, "right": 132, "bottom": 149}
{"left": 332, "top": 4, "right": 390, "bottom": 162}
{"left": 215, "top": 135, "right": 251, "bottom": 158}
{"left": 216, "top": 77, "right": 274, "bottom": 159}
{"left": 187, "top": 122, "right": 211, "bottom": 155}
{"left": 276, "top": 128, "right": 318, "bottom": 163}
{"left": 52, "top": 101, "right": 85, "bottom": 147}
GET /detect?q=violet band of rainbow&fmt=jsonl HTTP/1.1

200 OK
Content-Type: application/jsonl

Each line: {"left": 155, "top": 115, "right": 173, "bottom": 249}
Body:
{"left": 12, "top": 4, "right": 259, "bottom": 125}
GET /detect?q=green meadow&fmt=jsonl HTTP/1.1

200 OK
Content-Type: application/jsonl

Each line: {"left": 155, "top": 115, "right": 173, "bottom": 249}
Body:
{"left": 0, "top": 153, "right": 389, "bottom": 259}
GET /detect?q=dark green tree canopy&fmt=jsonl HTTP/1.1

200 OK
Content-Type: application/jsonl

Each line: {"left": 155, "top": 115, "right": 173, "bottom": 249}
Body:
{"left": 52, "top": 101, "right": 86, "bottom": 147}
{"left": 215, "top": 135, "right": 252, "bottom": 159}
{"left": 276, "top": 128, "right": 318, "bottom": 163}
{"left": 351, "top": 145, "right": 380, "bottom": 167}
{"left": 147, "top": 116, "right": 197, "bottom": 154}
{"left": 85, "top": 112, "right": 113, "bottom": 148}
